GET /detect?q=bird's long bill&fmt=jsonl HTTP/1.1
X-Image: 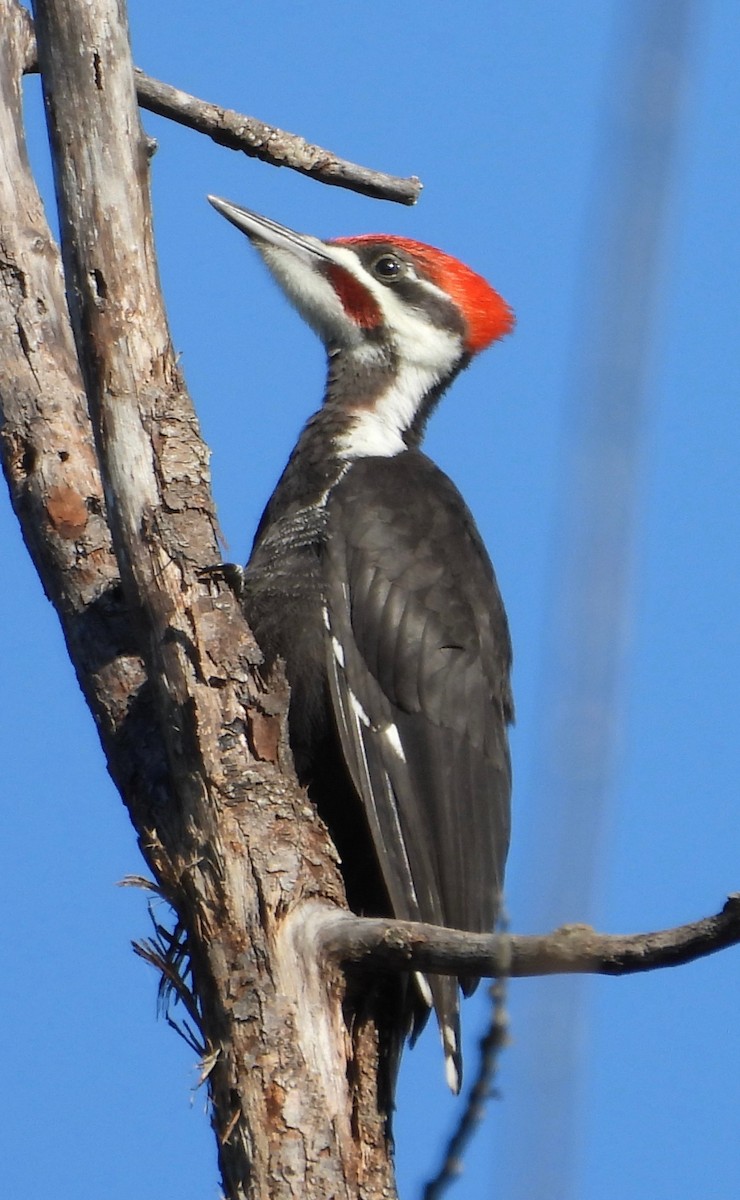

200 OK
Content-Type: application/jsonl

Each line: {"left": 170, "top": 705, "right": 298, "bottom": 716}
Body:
{"left": 208, "top": 194, "right": 371, "bottom": 347}
{"left": 207, "top": 195, "right": 333, "bottom": 267}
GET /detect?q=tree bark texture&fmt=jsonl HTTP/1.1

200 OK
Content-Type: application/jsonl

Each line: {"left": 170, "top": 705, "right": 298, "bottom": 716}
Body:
{"left": 1, "top": 1, "right": 396, "bottom": 1196}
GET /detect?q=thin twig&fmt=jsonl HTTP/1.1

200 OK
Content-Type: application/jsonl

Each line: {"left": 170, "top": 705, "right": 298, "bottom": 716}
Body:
{"left": 423, "top": 978, "right": 509, "bottom": 1200}
{"left": 319, "top": 894, "right": 740, "bottom": 979}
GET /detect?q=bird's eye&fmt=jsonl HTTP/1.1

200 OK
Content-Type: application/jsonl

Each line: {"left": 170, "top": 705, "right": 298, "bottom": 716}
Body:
{"left": 372, "top": 254, "right": 403, "bottom": 281}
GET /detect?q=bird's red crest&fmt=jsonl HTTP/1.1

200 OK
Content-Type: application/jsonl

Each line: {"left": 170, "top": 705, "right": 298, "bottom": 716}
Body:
{"left": 333, "top": 235, "right": 514, "bottom": 354}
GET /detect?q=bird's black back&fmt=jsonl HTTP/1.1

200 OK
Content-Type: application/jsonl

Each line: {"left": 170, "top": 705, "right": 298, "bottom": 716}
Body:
{"left": 242, "top": 446, "right": 513, "bottom": 1096}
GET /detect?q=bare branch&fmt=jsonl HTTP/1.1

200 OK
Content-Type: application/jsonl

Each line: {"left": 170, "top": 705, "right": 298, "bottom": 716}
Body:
{"left": 133, "top": 69, "right": 423, "bottom": 206}
{"left": 19, "top": 26, "right": 422, "bottom": 204}
{"left": 319, "top": 894, "right": 740, "bottom": 978}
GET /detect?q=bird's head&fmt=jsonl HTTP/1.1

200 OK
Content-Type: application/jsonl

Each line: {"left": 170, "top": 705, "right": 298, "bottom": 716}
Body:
{"left": 208, "top": 196, "right": 514, "bottom": 454}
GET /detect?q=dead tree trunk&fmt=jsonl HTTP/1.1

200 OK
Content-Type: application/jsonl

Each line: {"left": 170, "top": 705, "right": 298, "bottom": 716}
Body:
{"left": 0, "top": 0, "right": 395, "bottom": 1195}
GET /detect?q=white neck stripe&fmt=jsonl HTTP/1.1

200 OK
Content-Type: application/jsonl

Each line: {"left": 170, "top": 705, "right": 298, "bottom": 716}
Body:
{"left": 334, "top": 361, "right": 443, "bottom": 458}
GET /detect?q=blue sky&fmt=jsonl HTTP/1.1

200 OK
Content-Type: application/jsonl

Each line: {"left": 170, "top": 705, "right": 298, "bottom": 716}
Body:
{"left": 2, "top": 2, "right": 739, "bottom": 1198}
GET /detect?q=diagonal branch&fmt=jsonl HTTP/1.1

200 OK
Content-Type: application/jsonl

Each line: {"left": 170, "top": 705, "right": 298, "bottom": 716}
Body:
{"left": 133, "top": 69, "right": 422, "bottom": 205}
{"left": 19, "top": 28, "right": 422, "bottom": 204}
{"left": 319, "top": 894, "right": 740, "bottom": 978}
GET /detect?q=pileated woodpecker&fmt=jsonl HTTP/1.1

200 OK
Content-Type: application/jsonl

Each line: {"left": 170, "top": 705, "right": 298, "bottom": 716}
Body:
{"left": 209, "top": 196, "right": 514, "bottom": 1098}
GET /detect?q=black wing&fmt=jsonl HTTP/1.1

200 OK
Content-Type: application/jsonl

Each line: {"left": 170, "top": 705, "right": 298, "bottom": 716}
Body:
{"left": 322, "top": 451, "right": 512, "bottom": 1088}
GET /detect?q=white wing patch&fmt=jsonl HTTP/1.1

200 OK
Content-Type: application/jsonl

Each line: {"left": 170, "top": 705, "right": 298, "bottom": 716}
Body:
{"left": 381, "top": 721, "right": 406, "bottom": 762}
{"left": 349, "top": 688, "right": 371, "bottom": 727}
{"left": 414, "top": 971, "right": 433, "bottom": 1007}
{"left": 331, "top": 636, "right": 345, "bottom": 669}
